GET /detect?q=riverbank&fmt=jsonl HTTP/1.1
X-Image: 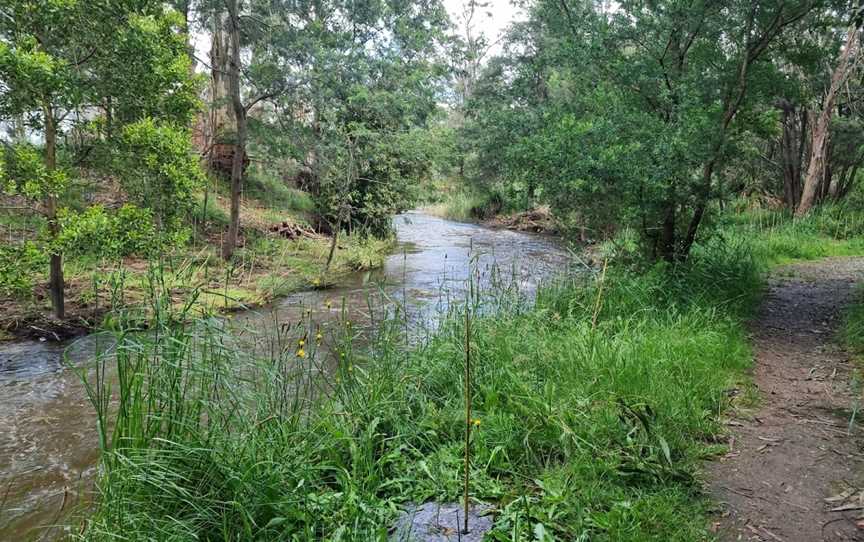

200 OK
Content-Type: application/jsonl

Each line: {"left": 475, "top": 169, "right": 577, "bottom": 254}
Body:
{"left": 73, "top": 207, "right": 864, "bottom": 540}
{"left": 421, "top": 198, "right": 562, "bottom": 235}
{"left": 0, "top": 190, "right": 394, "bottom": 343}
{"left": 78, "top": 234, "right": 759, "bottom": 541}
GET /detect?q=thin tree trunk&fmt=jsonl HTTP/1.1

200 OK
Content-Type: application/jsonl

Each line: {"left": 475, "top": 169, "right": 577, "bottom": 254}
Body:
{"left": 778, "top": 100, "right": 804, "bottom": 211}
{"left": 221, "top": 0, "right": 246, "bottom": 261}
{"left": 208, "top": 9, "right": 232, "bottom": 165}
{"left": 658, "top": 194, "right": 677, "bottom": 263}
{"left": 839, "top": 165, "right": 860, "bottom": 199}
{"left": 43, "top": 102, "right": 64, "bottom": 319}
{"left": 326, "top": 221, "right": 339, "bottom": 270}
{"left": 681, "top": 3, "right": 821, "bottom": 258}
{"left": 797, "top": 25, "right": 861, "bottom": 216}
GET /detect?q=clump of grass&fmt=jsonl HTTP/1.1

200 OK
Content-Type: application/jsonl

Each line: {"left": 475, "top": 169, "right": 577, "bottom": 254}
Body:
{"left": 722, "top": 202, "right": 864, "bottom": 267}
{"left": 421, "top": 184, "right": 505, "bottom": 222}
{"left": 79, "top": 238, "right": 760, "bottom": 541}
{"left": 843, "top": 285, "right": 864, "bottom": 352}
{"left": 245, "top": 170, "right": 315, "bottom": 213}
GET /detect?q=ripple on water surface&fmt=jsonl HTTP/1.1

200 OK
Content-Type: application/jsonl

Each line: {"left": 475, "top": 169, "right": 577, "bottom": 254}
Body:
{"left": 0, "top": 212, "right": 571, "bottom": 540}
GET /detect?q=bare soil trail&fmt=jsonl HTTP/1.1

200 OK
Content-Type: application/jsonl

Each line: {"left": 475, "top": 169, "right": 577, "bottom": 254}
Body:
{"left": 710, "top": 257, "right": 864, "bottom": 541}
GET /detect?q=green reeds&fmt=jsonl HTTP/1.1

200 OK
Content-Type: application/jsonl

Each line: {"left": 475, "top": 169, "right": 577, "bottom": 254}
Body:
{"left": 79, "top": 240, "right": 764, "bottom": 541}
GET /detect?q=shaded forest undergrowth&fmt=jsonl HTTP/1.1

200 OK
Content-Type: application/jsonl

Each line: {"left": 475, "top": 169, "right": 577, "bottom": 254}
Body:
{"left": 77, "top": 206, "right": 864, "bottom": 541}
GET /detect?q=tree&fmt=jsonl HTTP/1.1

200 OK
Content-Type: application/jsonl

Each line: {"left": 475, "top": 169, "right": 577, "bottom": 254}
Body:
{"left": 797, "top": 23, "right": 862, "bottom": 215}
{"left": 243, "top": 0, "right": 449, "bottom": 238}
{"left": 221, "top": 0, "right": 245, "bottom": 259}
{"left": 0, "top": 0, "right": 200, "bottom": 317}
{"left": 465, "top": 0, "right": 834, "bottom": 261}
{"left": 198, "top": 0, "right": 293, "bottom": 260}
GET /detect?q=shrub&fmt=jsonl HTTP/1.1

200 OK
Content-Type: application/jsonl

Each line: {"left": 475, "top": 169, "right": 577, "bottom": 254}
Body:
{"left": 0, "top": 241, "right": 47, "bottom": 298}
{"left": 57, "top": 204, "right": 159, "bottom": 259}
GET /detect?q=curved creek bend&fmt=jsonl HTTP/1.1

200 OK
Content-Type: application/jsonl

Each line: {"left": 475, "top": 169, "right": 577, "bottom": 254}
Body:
{"left": 0, "top": 212, "right": 570, "bottom": 539}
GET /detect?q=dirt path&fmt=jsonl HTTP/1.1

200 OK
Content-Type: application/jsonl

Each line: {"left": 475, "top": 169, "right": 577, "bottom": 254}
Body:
{"left": 710, "top": 257, "right": 864, "bottom": 541}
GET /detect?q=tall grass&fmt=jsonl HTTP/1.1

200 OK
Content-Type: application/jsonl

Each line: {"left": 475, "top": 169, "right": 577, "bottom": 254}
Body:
{"left": 721, "top": 202, "right": 864, "bottom": 266}
{"left": 421, "top": 185, "right": 505, "bottom": 222}
{"left": 78, "top": 237, "right": 762, "bottom": 541}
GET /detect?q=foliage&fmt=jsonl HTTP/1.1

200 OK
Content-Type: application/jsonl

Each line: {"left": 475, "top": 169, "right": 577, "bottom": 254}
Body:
{"left": 94, "top": 10, "right": 201, "bottom": 128}
{"left": 0, "top": 143, "right": 68, "bottom": 200}
{"left": 56, "top": 204, "right": 159, "bottom": 259}
{"left": 118, "top": 118, "right": 204, "bottom": 231}
{"left": 460, "top": 0, "right": 853, "bottom": 260}
{"left": 0, "top": 241, "right": 46, "bottom": 297}
{"left": 0, "top": 0, "right": 201, "bottom": 309}
{"left": 241, "top": 0, "right": 451, "bottom": 237}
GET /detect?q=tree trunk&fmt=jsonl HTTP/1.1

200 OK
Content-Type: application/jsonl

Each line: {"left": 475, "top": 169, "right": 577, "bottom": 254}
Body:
{"left": 778, "top": 100, "right": 804, "bottom": 210}
{"left": 208, "top": 9, "right": 232, "bottom": 160}
{"left": 43, "top": 102, "right": 64, "bottom": 319}
{"left": 326, "top": 221, "right": 339, "bottom": 270}
{"left": 658, "top": 192, "right": 677, "bottom": 263}
{"left": 221, "top": 0, "right": 246, "bottom": 260}
{"left": 797, "top": 25, "right": 861, "bottom": 216}
{"left": 681, "top": 3, "right": 823, "bottom": 258}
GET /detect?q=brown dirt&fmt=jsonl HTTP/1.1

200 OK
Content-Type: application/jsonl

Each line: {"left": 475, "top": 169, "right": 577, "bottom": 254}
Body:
{"left": 0, "top": 279, "right": 106, "bottom": 342}
{"left": 709, "top": 257, "right": 864, "bottom": 541}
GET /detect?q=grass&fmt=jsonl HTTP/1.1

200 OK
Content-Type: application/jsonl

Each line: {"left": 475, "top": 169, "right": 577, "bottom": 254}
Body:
{"left": 844, "top": 285, "right": 864, "bottom": 352}
{"left": 721, "top": 202, "right": 864, "bottom": 266}
{"left": 420, "top": 179, "right": 505, "bottom": 222}
{"left": 244, "top": 169, "right": 316, "bottom": 213}
{"left": 841, "top": 283, "right": 864, "bottom": 429}
{"left": 0, "top": 183, "right": 393, "bottom": 336}
{"left": 595, "top": 202, "right": 864, "bottom": 269}
{"left": 63, "top": 200, "right": 864, "bottom": 540}
{"left": 78, "top": 235, "right": 762, "bottom": 541}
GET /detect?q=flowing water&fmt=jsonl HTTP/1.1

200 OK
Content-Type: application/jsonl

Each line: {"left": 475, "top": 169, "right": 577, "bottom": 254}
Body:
{"left": 0, "top": 212, "right": 570, "bottom": 540}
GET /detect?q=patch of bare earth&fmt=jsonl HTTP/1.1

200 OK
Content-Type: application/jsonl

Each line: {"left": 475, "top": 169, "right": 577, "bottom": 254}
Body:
{"left": 709, "top": 257, "right": 864, "bottom": 541}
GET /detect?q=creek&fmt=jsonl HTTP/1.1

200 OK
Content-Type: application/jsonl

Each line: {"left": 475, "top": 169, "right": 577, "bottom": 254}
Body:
{"left": 0, "top": 212, "right": 570, "bottom": 539}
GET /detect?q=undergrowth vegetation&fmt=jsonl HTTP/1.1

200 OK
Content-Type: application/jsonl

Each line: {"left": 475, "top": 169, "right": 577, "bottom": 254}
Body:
{"left": 79, "top": 233, "right": 765, "bottom": 541}
{"left": 721, "top": 203, "right": 864, "bottom": 266}
{"left": 0, "top": 179, "right": 393, "bottom": 333}
{"left": 420, "top": 179, "right": 507, "bottom": 221}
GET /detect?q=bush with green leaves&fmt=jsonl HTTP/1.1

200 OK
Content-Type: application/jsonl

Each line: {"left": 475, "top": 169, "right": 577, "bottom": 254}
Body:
{"left": 0, "top": 241, "right": 47, "bottom": 298}
{"left": 56, "top": 204, "right": 159, "bottom": 259}
{"left": 118, "top": 118, "right": 205, "bottom": 232}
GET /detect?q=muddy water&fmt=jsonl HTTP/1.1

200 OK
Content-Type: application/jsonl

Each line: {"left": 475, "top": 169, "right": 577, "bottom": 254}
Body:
{"left": 0, "top": 212, "right": 570, "bottom": 540}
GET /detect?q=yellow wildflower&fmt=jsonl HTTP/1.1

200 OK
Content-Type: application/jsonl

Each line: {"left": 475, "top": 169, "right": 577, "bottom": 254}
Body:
{"left": 472, "top": 419, "right": 481, "bottom": 427}
{"left": 316, "top": 331, "right": 323, "bottom": 343}
{"left": 296, "top": 348, "right": 306, "bottom": 359}
{"left": 312, "top": 278, "right": 321, "bottom": 286}
{"left": 298, "top": 338, "right": 305, "bottom": 347}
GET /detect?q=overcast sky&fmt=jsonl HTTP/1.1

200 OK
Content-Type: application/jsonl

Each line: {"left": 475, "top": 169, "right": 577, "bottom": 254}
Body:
{"left": 443, "top": 0, "right": 523, "bottom": 49}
